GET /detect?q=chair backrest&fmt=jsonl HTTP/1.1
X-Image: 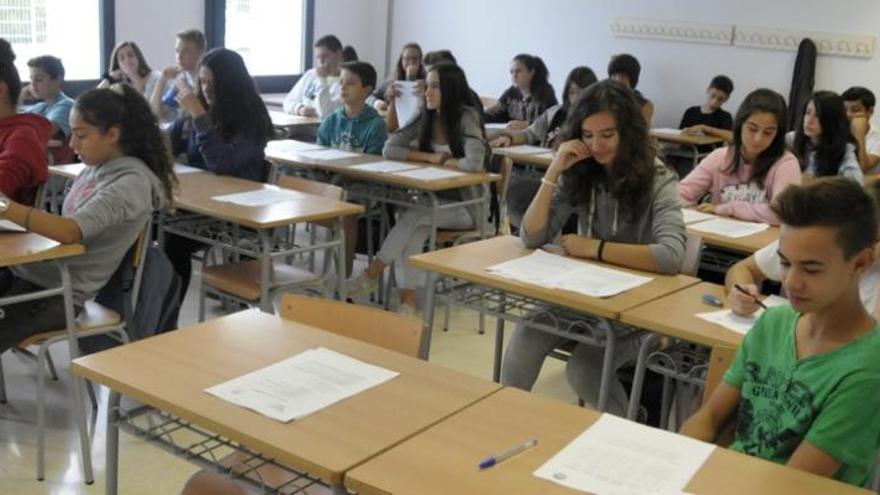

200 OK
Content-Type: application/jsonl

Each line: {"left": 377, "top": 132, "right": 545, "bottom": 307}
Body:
{"left": 129, "top": 217, "right": 153, "bottom": 313}
{"left": 680, "top": 232, "right": 704, "bottom": 277}
{"left": 280, "top": 294, "right": 423, "bottom": 357}
{"left": 702, "top": 344, "right": 737, "bottom": 404}
{"left": 278, "top": 174, "right": 345, "bottom": 201}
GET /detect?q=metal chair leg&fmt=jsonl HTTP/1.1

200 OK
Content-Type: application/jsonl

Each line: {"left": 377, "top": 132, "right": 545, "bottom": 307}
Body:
{"left": 0, "top": 354, "right": 7, "bottom": 404}
{"left": 86, "top": 380, "right": 98, "bottom": 412}
{"left": 45, "top": 348, "right": 59, "bottom": 381}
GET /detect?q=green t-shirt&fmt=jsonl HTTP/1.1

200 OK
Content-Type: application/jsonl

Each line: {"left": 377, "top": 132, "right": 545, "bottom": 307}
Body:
{"left": 724, "top": 305, "right": 880, "bottom": 486}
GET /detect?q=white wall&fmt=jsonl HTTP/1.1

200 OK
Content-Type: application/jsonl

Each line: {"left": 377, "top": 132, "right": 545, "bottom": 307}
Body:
{"left": 114, "top": 0, "right": 390, "bottom": 76}
{"left": 388, "top": 0, "right": 880, "bottom": 127}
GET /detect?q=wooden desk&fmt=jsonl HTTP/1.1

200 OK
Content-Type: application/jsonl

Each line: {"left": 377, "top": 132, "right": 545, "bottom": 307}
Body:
{"left": 72, "top": 309, "right": 501, "bottom": 493}
{"left": 492, "top": 146, "right": 554, "bottom": 169}
{"left": 345, "top": 387, "right": 870, "bottom": 495}
{"left": 0, "top": 231, "right": 83, "bottom": 268}
{"left": 49, "top": 162, "right": 86, "bottom": 180}
{"left": 269, "top": 110, "right": 320, "bottom": 128}
{"left": 651, "top": 129, "right": 724, "bottom": 148}
{"left": 261, "top": 92, "right": 287, "bottom": 108}
{"left": 690, "top": 223, "right": 779, "bottom": 255}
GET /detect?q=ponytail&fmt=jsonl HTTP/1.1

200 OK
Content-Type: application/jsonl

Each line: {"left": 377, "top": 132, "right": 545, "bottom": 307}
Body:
{"left": 0, "top": 38, "right": 21, "bottom": 105}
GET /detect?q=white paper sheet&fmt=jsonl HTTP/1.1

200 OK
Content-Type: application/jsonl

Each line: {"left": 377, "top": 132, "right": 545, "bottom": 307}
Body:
{"left": 348, "top": 161, "right": 420, "bottom": 174}
{"left": 173, "top": 163, "right": 204, "bottom": 175}
{"left": 688, "top": 218, "right": 769, "bottom": 238}
{"left": 265, "top": 139, "right": 326, "bottom": 154}
{"left": 485, "top": 123, "right": 507, "bottom": 130}
{"left": 391, "top": 167, "right": 465, "bottom": 181}
{"left": 205, "top": 347, "right": 399, "bottom": 422}
{"left": 486, "top": 249, "right": 652, "bottom": 298}
{"left": 696, "top": 295, "right": 788, "bottom": 334}
{"left": 502, "top": 145, "right": 550, "bottom": 155}
{"left": 211, "top": 186, "right": 309, "bottom": 207}
{"left": 532, "top": 151, "right": 555, "bottom": 160}
{"left": 681, "top": 209, "right": 717, "bottom": 225}
{"left": 394, "top": 80, "right": 422, "bottom": 128}
{"left": 534, "top": 414, "right": 715, "bottom": 495}
{"left": 652, "top": 127, "right": 683, "bottom": 135}
{"left": 0, "top": 219, "right": 25, "bottom": 232}
{"left": 295, "top": 148, "right": 361, "bottom": 161}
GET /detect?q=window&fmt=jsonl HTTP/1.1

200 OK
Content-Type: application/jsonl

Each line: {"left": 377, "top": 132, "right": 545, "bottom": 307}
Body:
{"left": 224, "top": 0, "right": 305, "bottom": 77}
{"left": 0, "top": 0, "right": 104, "bottom": 81}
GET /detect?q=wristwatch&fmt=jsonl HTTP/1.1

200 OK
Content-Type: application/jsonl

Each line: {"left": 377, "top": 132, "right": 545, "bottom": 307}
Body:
{"left": 0, "top": 195, "right": 9, "bottom": 214}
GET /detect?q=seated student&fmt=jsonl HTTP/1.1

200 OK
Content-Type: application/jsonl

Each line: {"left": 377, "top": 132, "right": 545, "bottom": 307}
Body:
{"left": 383, "top": 49, "right": 457, "bottom": 134}
{"left": 0, "top": 40, "right": 52, "bottom": 206}
{"left": 283, "top": 35, "right": 346, "bottom": 118}
{"left": 423, "top": 50, "right": 457, "bottom": 67}
{"left": 370, "top": 42, "right": 426, "bottom": 114}
{"left": 607, "top": 53, "right": 654, "bottom": 126}
{"left": 344, "top": 62, "right": 487, "bottom": 314}
{"left": 342, "top": 45, "right": 359, "bottom": 63}
{"left": 165, "top": 48, "right": 274, "bottom": 300}
{"left": 679, "top": 88, "right": 801, "bottom": 225}
{"left": 491, "top": 65, "right": 598, "bottom": 227}
{"left": 682, "top": 178, "right": 880, "bottom": 487}
{"left": 149, "top": 28, "right": 206, "bottom": 123}
{"left": 0, "top": 84, "right": 174, "bottom": 351}
{"left": 501, "top": 80, "right": 686, "bottom": 415}
{"left": 98, "top": 41, "right": 161, "bottom": 98}
{"left": 680, "top": 74, "right": 735, "bottom": 143}
{"left": 842, "top": 86, "right": 880, "bottom": 174}
{"left": 20, "top": 55, "right": 74, "bottom": 164}
{"left": 788, "top": 91, "right": 862, "bottom": 183}
{"left": 485, "top": 54, "right": 558, "bottom": 128}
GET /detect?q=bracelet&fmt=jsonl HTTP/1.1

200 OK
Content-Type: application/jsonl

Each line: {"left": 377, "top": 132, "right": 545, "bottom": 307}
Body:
{"left": 24, "top": 207, "right": 34, "bottom": 231}
{"left": 597, "top": 240, "right": 607, "bottom": 262}
{"left": 540, "top": 177, "right": 557, "bottom": 188}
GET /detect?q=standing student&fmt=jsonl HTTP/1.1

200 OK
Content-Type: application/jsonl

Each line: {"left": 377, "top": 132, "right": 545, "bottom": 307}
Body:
{"left": 501, "top": 80, "right": 686, "bottom": 414}
{"left": 0, "top": 84, "right": 174, "bottom": 351}
{"left": 0, "top": 40, "right": 52, "bottom": 206}
{"left": 370, "top": 42, "right": 426, "bottom": 114}
{"left": 345, "top": 62, "right": 487, "bottom": 314}
{"left": 164, "top": 48, "right": 274, "bottom": 300}
{"left": 282, "top": 35, "right": 346, "bottom": 118}
{"left": 679, "top": 88, "right": 801, "bottom": 225}
{"left": 607, "top": 53, "right": 654, "bottom": 126}
{"left": 491, "top": 66, "right": 598, "bottom": 228}
{"left": 842, "top": 86, "right": 880, "bottom": 174}
{"left": 485, "top": 54, "right": 557, "bottom": 128}
{"left": 788, "top": 91, "right": 862, "bottom": 182}
{"left": 680, "top": 75, "right": 735, "bottom": 142}
{"left": 682, "top": 179, "right": 880, "bottom": 487}
{"left": 98, "top": 41, "right": 161, "bottom": 98}
{"left": 20, "top": 55, "right": 75, "bottom": 165}
{"left": 149, "top": 29, "right": 206, "bottom": 122}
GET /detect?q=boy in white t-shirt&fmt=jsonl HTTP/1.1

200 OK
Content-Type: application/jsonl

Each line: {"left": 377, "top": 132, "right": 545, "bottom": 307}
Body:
{"left": 842, "top": 86, "right": 880, "bottom": 174}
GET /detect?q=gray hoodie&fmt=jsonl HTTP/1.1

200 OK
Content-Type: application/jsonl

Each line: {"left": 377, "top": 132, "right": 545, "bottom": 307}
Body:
{"left": 14, "top": 156, "right": 167, "bottom": 305}
{"left": 521, "top": 162, "right": 686, "bottom": 274}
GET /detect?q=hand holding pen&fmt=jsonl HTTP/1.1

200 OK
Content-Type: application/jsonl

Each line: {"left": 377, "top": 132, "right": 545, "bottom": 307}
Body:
{"left": 728, "top": 283, "right": 766, "bottom": 316}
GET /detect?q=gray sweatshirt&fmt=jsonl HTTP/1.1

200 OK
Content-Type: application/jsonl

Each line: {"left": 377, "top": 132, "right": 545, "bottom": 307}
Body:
{"left": 383, "top": 106, "right": 487, "bottom": 219}
{"left": 14, "top": 156, "right": 167, "bottom": 305}
{"left": 521, "top": 162, "right": 686, "bottom": 274}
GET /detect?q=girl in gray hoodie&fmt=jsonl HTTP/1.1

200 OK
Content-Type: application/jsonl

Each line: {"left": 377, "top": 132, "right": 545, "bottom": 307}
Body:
{"left": 501, "top": 79, "right": 686, "bottom": 415}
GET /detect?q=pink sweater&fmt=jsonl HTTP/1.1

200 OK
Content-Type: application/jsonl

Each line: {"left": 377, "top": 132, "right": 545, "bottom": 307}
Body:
{"left": 678, "top": 147, "right": 801, "bottom": 225}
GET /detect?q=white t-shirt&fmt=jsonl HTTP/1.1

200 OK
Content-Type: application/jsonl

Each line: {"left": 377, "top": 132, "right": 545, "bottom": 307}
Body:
{"left": 754, "top": 239, "right": 880, "bottom": 311}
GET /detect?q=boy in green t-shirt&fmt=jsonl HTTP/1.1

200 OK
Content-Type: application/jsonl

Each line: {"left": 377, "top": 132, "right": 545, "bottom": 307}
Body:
{"left": 682, "top": 178, "right": 880, "bottom": 486}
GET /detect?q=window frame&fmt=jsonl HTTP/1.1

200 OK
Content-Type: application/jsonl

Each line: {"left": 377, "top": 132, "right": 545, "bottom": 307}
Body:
{"left": 204, "top": 0, "right": 314, "bottom": 94}
{"left": 50, "top": 0, "right": 115, "bottom": 97}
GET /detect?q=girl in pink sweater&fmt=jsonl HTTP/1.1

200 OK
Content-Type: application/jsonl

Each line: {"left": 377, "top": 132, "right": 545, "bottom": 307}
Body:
{"left": 679, "top": 88, "right": 801, "bottom": 225}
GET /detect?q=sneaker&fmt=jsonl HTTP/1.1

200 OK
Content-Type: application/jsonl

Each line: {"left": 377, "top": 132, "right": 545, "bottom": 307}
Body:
{"left": 398, "top": 302, "right": 419, "bottom": 318}
{"left": 344, "top": 273, "right": 379, "bottom": 298}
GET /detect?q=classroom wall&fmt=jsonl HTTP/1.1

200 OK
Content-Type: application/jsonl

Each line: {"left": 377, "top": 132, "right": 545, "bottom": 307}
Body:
{"left": 387, "top": 0, "right": 880, "bottom": 127}
{"left": 114, "top": 0, "right": 389, "bottom": 78}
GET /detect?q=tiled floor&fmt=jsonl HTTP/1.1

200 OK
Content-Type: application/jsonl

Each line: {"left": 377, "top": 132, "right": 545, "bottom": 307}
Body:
{"left": 0, "top": 261, "right": 577, "bottom": 494}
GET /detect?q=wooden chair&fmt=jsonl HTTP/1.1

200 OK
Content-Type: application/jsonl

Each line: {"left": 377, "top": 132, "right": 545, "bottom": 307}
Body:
{"left": 198, "top": 176, "right": 347, "bottom": 321}
{"left": 0, "top": 219, "right": 151, "bottom": 481}
{"left": 280, "top": 294, "right": 422, "bottom": 357}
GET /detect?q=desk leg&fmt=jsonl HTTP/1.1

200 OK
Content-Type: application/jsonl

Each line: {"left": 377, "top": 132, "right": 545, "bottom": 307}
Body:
{"left": 419, "top": 272, "right": 438, "bottom": 360}
{"left": 258, "top": 230, "right": 272, "bottom": 313}
{"left": 626, "top": 333, "right": 661, "bottom": 420}
{"left": 492, "top": 294, "right": 506, "bottom": 383}
{"left": 336, "top": 216, "right": 346, "bottom": 300}
{"left": 690, "top": 144, "right": 699, "bottom": 170}
{"left": 106, "top": 390, "right": 121, "bottom": 495}
{"left": 331, "top": 482, "right": 348, "bottom": 495}
{"left": 59, "top": 262, "right": 95, "bottom": 484}
{"left": 596, "top": 320, "right": 616, "bottom": 412}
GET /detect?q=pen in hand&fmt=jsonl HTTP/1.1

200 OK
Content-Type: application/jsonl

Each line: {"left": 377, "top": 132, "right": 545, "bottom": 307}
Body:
{"left": 734, "top": 284, "right": 767, "bottom": 309}
{"left": 478, "top": 438, "right": 538, "bottom": 470}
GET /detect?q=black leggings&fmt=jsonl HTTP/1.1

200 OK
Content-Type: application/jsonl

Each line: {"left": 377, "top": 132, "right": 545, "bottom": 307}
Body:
{"left": 163, "top": 234, "right": 207, "bottom": 304}
{"left": 0, "top": 268, "right": 79, "bottom": 354}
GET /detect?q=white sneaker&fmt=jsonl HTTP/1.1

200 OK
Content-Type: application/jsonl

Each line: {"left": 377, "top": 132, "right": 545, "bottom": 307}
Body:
{"left": 398, "top": 302, "right": 419, "bottom": 318}
{"left": 345, "top": 273, "right": 379, "bottom": 298}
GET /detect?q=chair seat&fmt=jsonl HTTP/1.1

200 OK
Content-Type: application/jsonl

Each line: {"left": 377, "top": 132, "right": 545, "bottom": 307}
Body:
{"left": 17, "top": 301, "right": 122, "bottom": 348}
{"left": 201, "top": 260, "right": 322, "bottom": 302}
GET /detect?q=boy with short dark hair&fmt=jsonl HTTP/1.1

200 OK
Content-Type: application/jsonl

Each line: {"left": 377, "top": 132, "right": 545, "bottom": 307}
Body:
{"left": 607, "top": 53, "right": 654, "bottom": 125}
{"left": 682, "top": 177, "right": 880, "bottom": 486}
{"left": 22, "top": 55, "right": 72, "bottom": 139}
{"left": 316, "top": 60, "right": 387, "bottom": 154}
{"left": 842, "top": 86, "right": 880, "bottom": 174}
{"left": 680, "top": 74, "right": 734, "bottom": 142}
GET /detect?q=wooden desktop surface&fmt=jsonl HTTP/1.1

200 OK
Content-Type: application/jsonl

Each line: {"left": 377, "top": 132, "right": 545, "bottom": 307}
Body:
{"left": 651, "top": 129, "right": 724, "bottom": 147}
{"left": 0, "top": 232, "right": 84, "bottom": 268}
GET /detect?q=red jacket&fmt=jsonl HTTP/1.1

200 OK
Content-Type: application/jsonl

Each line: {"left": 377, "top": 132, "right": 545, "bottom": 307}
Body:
{"left": 0, "top": 113, "right": 53, "bottom": 206}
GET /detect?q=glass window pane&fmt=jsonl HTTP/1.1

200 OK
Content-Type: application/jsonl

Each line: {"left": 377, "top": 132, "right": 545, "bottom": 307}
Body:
{"left": 225, "top": 0, "right": 304, "bottom": 76}
{"left": 0, "top": 0, "right": 100, "bottom": 80}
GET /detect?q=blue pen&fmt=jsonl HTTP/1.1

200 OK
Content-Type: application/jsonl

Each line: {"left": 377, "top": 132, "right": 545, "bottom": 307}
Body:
{"left": 478, "top": 438, "right": 538, "bottom": 470}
